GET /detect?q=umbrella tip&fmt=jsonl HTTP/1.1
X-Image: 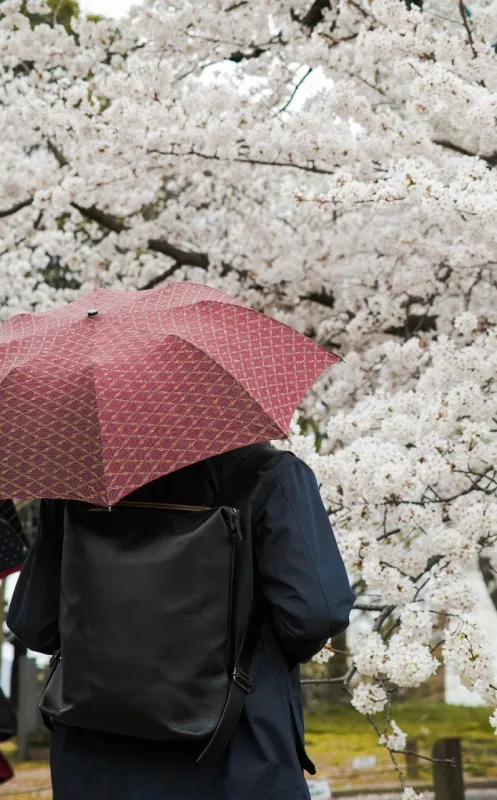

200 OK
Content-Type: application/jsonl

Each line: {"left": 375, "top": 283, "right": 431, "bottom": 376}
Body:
{"left": 87, "top": 309, "right": 99, "bottom": 318}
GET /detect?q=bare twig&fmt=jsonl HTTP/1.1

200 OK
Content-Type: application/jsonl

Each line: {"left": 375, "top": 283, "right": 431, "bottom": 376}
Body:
{"left": 391, "top": 748, "right": 455, "bottom": 765}
{"left": 301, "top": 676, "right": 348, "bottom": 684}
{"left": 377, "top": 527, "right": 401, "bottom": 542}
{"left": 150, "top": 147, "right": 336, "bottom": 175}
{"left": 226, "top": 1, "right": 248, "bottom": 10}
{"left": 458, "top": 0, "right": 478, "bottom": 59}
{"left": 279, "top": 67, "right": 313, "bottom": 113}
{"left": 373, "top": 605, "right": 396, "bottom": 632}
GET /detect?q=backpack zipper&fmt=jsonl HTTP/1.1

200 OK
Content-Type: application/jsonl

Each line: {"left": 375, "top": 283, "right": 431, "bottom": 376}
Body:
{"left": 226, "top": 509, "right": 240, "bottom": 669}
{"left": 87, "top": 502, "right": 212, "bottom": 513}
{"left": 229, "top": 508, "right": 242, "bottom": 543}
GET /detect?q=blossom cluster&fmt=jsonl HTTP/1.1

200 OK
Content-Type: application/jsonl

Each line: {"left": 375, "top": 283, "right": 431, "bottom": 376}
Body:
{"left": 290, "top": 322, "right": 497, "bottom": 747}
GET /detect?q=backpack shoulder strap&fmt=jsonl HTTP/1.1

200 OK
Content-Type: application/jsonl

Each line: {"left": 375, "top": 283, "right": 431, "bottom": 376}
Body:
{"left": 212, "top": 443, "right": 283, "bottom": 508}
{"left": 196, "top": 443, "right": 282, "bottom": 766}
{"left": 196, "top": 595, "right": 263, "bottom": 765}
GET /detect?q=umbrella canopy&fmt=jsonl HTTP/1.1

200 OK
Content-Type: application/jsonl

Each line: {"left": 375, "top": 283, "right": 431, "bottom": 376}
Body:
{"left": 0, "top": 283, "right": 339, "bottom": 506}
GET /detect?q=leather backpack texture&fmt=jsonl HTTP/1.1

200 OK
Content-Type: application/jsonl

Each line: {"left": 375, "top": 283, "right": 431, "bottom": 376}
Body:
{"left": 39, "top": 446, "right": 276, "bottom": 763}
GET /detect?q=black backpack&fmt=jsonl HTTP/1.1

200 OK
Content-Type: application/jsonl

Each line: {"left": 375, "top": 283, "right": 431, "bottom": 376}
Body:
{"left": 39, "top": 446, "right": 277, "bottom": 764}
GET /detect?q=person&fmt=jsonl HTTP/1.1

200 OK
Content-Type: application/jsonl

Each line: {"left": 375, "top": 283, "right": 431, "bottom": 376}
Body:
{"left": 8, "top": 442, "right": 355, "bottom": 800}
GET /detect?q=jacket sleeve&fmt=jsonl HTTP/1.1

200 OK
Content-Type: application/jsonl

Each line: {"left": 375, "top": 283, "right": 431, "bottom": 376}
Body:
{"left": 6, "top": 499, "right": 63, "bottom": 655}
{"left": 255, "top": 457, "right": 355, "bottom": 667}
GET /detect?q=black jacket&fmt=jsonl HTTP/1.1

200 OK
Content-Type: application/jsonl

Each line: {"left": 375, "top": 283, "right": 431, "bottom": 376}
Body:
{"left": 8, "top": 444, "right": 355, "bottom": 800}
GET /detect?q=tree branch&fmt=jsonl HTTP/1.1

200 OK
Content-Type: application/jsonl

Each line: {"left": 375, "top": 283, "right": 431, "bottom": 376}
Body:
{"left": 304, "top": 290, "right": 335, "bottom": 309}
{"left": 47, "top": 139, "right": 69, "bottom": 168}
{"left": 225, "top": 1, "right": 248, "bottom": 10}
{"left": 0, "top": 198, "right": 34, "bottom": 219}
{"left": 151, "top": 147, "right": 336, "bottom": 175}
{"left": 71, "top": 202, "right": 127, "bottom": 234}
{"left": 279, "top": 67, "right": 313, "bottom": 113}
{"left": 458, "top": 0, "right": 477, "bottom": 59}
{"left": 390, "top": 749, "right": 454, "bottom": 765}
{"left": 373, "top": 605, "right": 396, "bottom": 632}
{"left": 479, "top": 555, "right": 497, "bottom": 612}
{"left": 385, "top": 313, "right": 438, "bottom": 338}
{"left": 433, "top": 139, "right": 497, "bottom": 167}
{"left": 301, "top": 676, "right": 348, "bottom": 684}
{"left": 141, "top": 263, "right": 182, "bottom": 290}
{"left": 70, "top": 203, "right": 209, "bottom": 270}
{"left": 147, "top": 239, "right": 208, "bottom": 268}
{"left": 42, "top": 142, "right": 210, "bottom": 271}
{"left": 377, "top": 527, "right": 401, "bottom": 542}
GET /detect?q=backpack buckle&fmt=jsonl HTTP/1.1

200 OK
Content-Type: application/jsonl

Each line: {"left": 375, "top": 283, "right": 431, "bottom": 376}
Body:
{"left": 49, "top": 649, "right": 61, "bottom": 668}
{"left": 232, "top": 667, "right": 252, "bottom": 694}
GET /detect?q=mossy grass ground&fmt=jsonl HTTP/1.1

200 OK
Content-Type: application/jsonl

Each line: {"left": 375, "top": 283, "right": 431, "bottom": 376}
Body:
{"left": 305, "top": 701, "right": 497, "bottom": 790}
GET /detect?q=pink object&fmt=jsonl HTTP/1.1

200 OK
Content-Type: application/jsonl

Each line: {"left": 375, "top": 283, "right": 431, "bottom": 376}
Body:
{"left": 0, "top": 283, "right": 339, "bottom": 506}
{"left": 0, "top": 751, "right": 14, "bottom": 784}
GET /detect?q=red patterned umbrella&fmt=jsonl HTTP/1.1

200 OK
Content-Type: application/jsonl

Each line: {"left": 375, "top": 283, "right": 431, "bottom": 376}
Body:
{"left": 0, "top": 283, "right": 339, "bottom": 506}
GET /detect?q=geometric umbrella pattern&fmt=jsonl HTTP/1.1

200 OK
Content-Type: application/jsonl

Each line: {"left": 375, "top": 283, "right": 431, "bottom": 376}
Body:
{"left": 0, "top": 282, "right": 340, "bottom": 506}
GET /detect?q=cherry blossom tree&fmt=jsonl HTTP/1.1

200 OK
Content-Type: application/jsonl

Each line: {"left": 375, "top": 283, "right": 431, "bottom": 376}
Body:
{"left": 1, "top": 0, "right": 497, "bottom": 793}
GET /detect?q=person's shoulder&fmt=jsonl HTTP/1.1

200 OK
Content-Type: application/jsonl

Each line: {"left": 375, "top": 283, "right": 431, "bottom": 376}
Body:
{"left": 257, "top": 445, "right": 313, "bottom": 482}
{"left": 250, "top": 447, "right": 320, "bottom": 517}
{"left": 210, "top": 442, "right": 314, "bottom": 498}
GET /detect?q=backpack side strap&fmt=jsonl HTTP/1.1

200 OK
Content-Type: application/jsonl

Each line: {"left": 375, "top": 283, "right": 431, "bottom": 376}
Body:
{"left": 196, "top": 597, "right": 265, "bottom": 765}
{"left": 196, "top": 444, "right": 283, "bottom": 765}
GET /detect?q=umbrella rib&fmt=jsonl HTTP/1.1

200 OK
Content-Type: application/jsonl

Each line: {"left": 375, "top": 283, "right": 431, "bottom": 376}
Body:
{"left": 172, "top": 334, "right": 287, "bottom": 438}
{"left": 85, "top": 360, "right": 111, "bottom": 506}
